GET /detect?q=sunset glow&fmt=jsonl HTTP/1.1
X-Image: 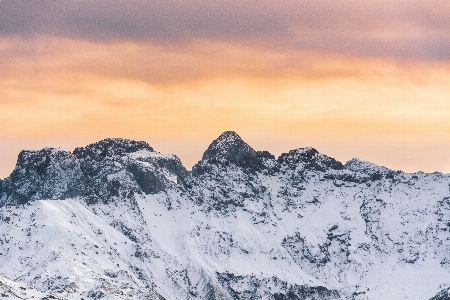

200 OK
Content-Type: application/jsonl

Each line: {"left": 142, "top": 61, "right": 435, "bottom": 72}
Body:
{"left": 0, "top": 0, "right": 449, "bottom": 177}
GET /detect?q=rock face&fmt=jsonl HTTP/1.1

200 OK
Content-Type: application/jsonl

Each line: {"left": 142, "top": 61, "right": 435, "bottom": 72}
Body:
{"left": 0, "top": 132, "right": 449, "bottom": 300}
{"left": 430, "top": 287, "right": 450, "bottom": 300}
{"left": 73, "top": 138, "right": 154, "bottom": 161}
{"left": 201, "top": 131, "right": 257, "bottom": 163}
{"left": 189, "top": 131, "right": 278, "bottom": 211}
{"left": 216, "top": 273, "right": 340, "bottom": 300}
{"left": 278, "top": 147, "right": 343, "bottom": 172}
{"left": 0, "top": 138, "right": 188, "bottom": 206}
{"left": 0, "top": 148, "right": 83, "bottom": 206}
{"left": 72, "top": 138, "right": 187, "bottom": 204}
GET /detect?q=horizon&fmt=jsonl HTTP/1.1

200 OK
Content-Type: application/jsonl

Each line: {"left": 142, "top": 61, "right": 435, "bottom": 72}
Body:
{"left": 0, "top": 131, "right": 448, "bottom": 178}
{"left": 1, "top": 1, "right": 449, "bottom": 177}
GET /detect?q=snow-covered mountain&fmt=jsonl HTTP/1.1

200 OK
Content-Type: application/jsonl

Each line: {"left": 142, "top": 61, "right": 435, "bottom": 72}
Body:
{"left": 0, "top": 131, "right": 449, "bottom": 299}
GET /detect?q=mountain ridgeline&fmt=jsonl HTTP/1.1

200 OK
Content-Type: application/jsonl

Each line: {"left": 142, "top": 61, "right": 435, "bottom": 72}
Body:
{"left": 0, "top": 131, "right": 449, "bottom": 300}
{"left": 0, "top": 138, "right": 187, "bottom": 207}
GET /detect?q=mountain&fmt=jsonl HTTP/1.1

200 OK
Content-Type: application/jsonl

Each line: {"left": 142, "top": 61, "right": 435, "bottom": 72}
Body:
{"left": 0, "top": 131, "right": 449, "bottom": 299}
{"left": 0, "top": 138, "right": 187, "bottom": 207}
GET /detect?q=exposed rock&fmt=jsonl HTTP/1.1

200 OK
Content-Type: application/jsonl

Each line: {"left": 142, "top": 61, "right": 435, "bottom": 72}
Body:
{"left": 75, "top": 140, "right": 187, "bottom": 204}
{"left": 0, "top": 148, "right": 82, "bottom": 206}
{"left": 0, "top": 139, "right": 187, "bottom": 206}
{"left": 430, "top": 287, "right": 450, "bottom": 300}
{"left": 344, "top": 158, "right": 397, "bottom": 181}
{"left": 73, "top": 138, "right": 154, "bottom": 162}
{"left": 278, "top": 147, "right": 343, "bottom": 172}
{"left": 217, "top": 272, "right": 341, "bottom": 300}
{"left": 202, "top": 131, "right": 257, "bottom": 164}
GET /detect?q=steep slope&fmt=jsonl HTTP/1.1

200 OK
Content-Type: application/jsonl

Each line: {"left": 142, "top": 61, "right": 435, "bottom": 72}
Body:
{"left": 0, "top": 132, "right": 449, "bottom": 299}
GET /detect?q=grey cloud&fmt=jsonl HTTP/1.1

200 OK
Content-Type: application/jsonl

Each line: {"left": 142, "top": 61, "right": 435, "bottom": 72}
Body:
{"left": 0, "top": 0, "right": 449, "bottom": 61}
{"left": 0, "top": 1, "right": 284, "bottom": 41}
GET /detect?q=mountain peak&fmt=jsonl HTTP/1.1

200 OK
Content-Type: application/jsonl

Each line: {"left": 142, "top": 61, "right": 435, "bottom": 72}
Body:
{"left": 344, "top": 158, "right": 391, "bottom": 174}
{"left": 73, "top": 138, "right": 154, "bottom": 161}
{"left": 201, "top": 131, "right": 256, "bottom": 163}
{"left": 278, "top": 147, "right": 343, "bottom": 171}
{"left": 1, "top": 147, "right": 82, "bottom": 206}
{"left": 213, "top": 131, "right": 242, "bottom": 145}
{"left": 15, "top": 147, "right": 75, "bottom": 171}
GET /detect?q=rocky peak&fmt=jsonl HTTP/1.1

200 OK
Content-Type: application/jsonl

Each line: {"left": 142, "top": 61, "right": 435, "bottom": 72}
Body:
{"left": 195, "top": 131, "right": 277, "bottom": 176}
{"left": 343, "top": 158, "right": 399, "bottom": 181}
{"left": 202, "top": 131, "right": 257, "bottom": 164}
{"left": 0, "top": 148, "right": 82, "bottom": 206}
{"left": 71, "top": 138, "right": 187, "bottom": 204}
{"left": 277, "top": 147, "right": 343, "bottom": 171}
{"left": 14, "top": 148, "right": 78, "bottom": 177}
{"left": 0, "top": 139, "right": 187, "bottom": 207}
{"left": 344, "top": 158, "right": 390, "bottom": 174}
{"left": 73, "top": 138, "right": 154, "bottom": 161}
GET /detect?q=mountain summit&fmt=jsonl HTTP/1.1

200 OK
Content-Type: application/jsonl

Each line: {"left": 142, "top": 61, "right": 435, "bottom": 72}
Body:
{"left": 73, "top": 138, "right": 154, "bottom": 161}
{"left": 0, "top": 133, "right": 449, "bottom": 299}
{"left": 0, "top": 138, "right": 187, "bottom": 207}
{"left": 202, "top": 131, "right": 257, "bottom": 163}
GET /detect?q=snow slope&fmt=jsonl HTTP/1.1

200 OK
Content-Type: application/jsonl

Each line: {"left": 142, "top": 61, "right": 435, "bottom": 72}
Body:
{"left": 0, "top": 132, "right": 449, "bottom": 299}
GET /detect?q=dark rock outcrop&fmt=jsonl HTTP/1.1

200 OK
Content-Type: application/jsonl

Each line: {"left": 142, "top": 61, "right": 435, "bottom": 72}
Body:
{"left": 217, "top": 272, "right": 341, "bottom": 300}
{"left": 344, "top": 158, "right": 396, "bottom": 181}
{"left": 278, "top": 148, "right": 343, "bottom": 172}
{"left": 73, "top": 138, "right": 187, "bottom": 204}
{"left": 430, "top": 287, "right": 450, "bottom": 300}
{"left": 201, "top": 131, "right": 257, "bottom": 164}
{"left": 0, "top": 148, "right": 83, "bottom": 206}
{"left": 73, "top": 138, "right": 154, "bottom": 161}
{"left": 197, "top": 131, "right": 276, "bottom": 173}
{"left": 0, "top": 139, "right": 188, "bottom": 207}
{"left": 190, "top": 132, "right": 275, "bottom": 211}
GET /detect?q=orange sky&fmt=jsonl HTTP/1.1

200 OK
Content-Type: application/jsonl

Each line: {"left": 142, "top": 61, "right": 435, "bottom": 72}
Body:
{"left": 0, "top": 1, "right": 449, "bottom": 177}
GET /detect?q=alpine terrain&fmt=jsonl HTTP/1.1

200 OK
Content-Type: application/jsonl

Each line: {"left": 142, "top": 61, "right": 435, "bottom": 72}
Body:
{"left": 0, "top": 131, "right": 449, "bottom": 300}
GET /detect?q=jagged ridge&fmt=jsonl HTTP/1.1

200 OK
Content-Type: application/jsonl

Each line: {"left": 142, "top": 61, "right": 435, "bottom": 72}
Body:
{"left": 0, "top": 138, "right": 187, "bottom": 207}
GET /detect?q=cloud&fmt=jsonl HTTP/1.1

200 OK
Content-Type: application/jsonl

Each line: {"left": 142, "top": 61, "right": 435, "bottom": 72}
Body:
{"left": 2, "top": 36, "right": 448, "bottom": 90}
{"left": 0, "top": 0, "right": 449, "bottom": 61}
{"left": 0, "top": 1, "right": 449, "bottom": 176}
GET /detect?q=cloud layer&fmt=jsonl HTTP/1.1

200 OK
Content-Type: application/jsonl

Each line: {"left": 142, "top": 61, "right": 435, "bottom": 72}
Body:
{"left": 1, "top": 0, "right": 449, "bottom": 61}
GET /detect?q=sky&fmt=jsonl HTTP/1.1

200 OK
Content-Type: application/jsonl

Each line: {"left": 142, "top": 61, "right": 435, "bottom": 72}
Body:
{"left": 0, "top": 0, "right": 449, "bottom": 177}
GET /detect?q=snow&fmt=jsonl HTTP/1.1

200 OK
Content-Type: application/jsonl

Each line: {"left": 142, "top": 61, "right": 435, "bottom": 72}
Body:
{"left": 127, "top": 149, "right": 174, "bottom": 160}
